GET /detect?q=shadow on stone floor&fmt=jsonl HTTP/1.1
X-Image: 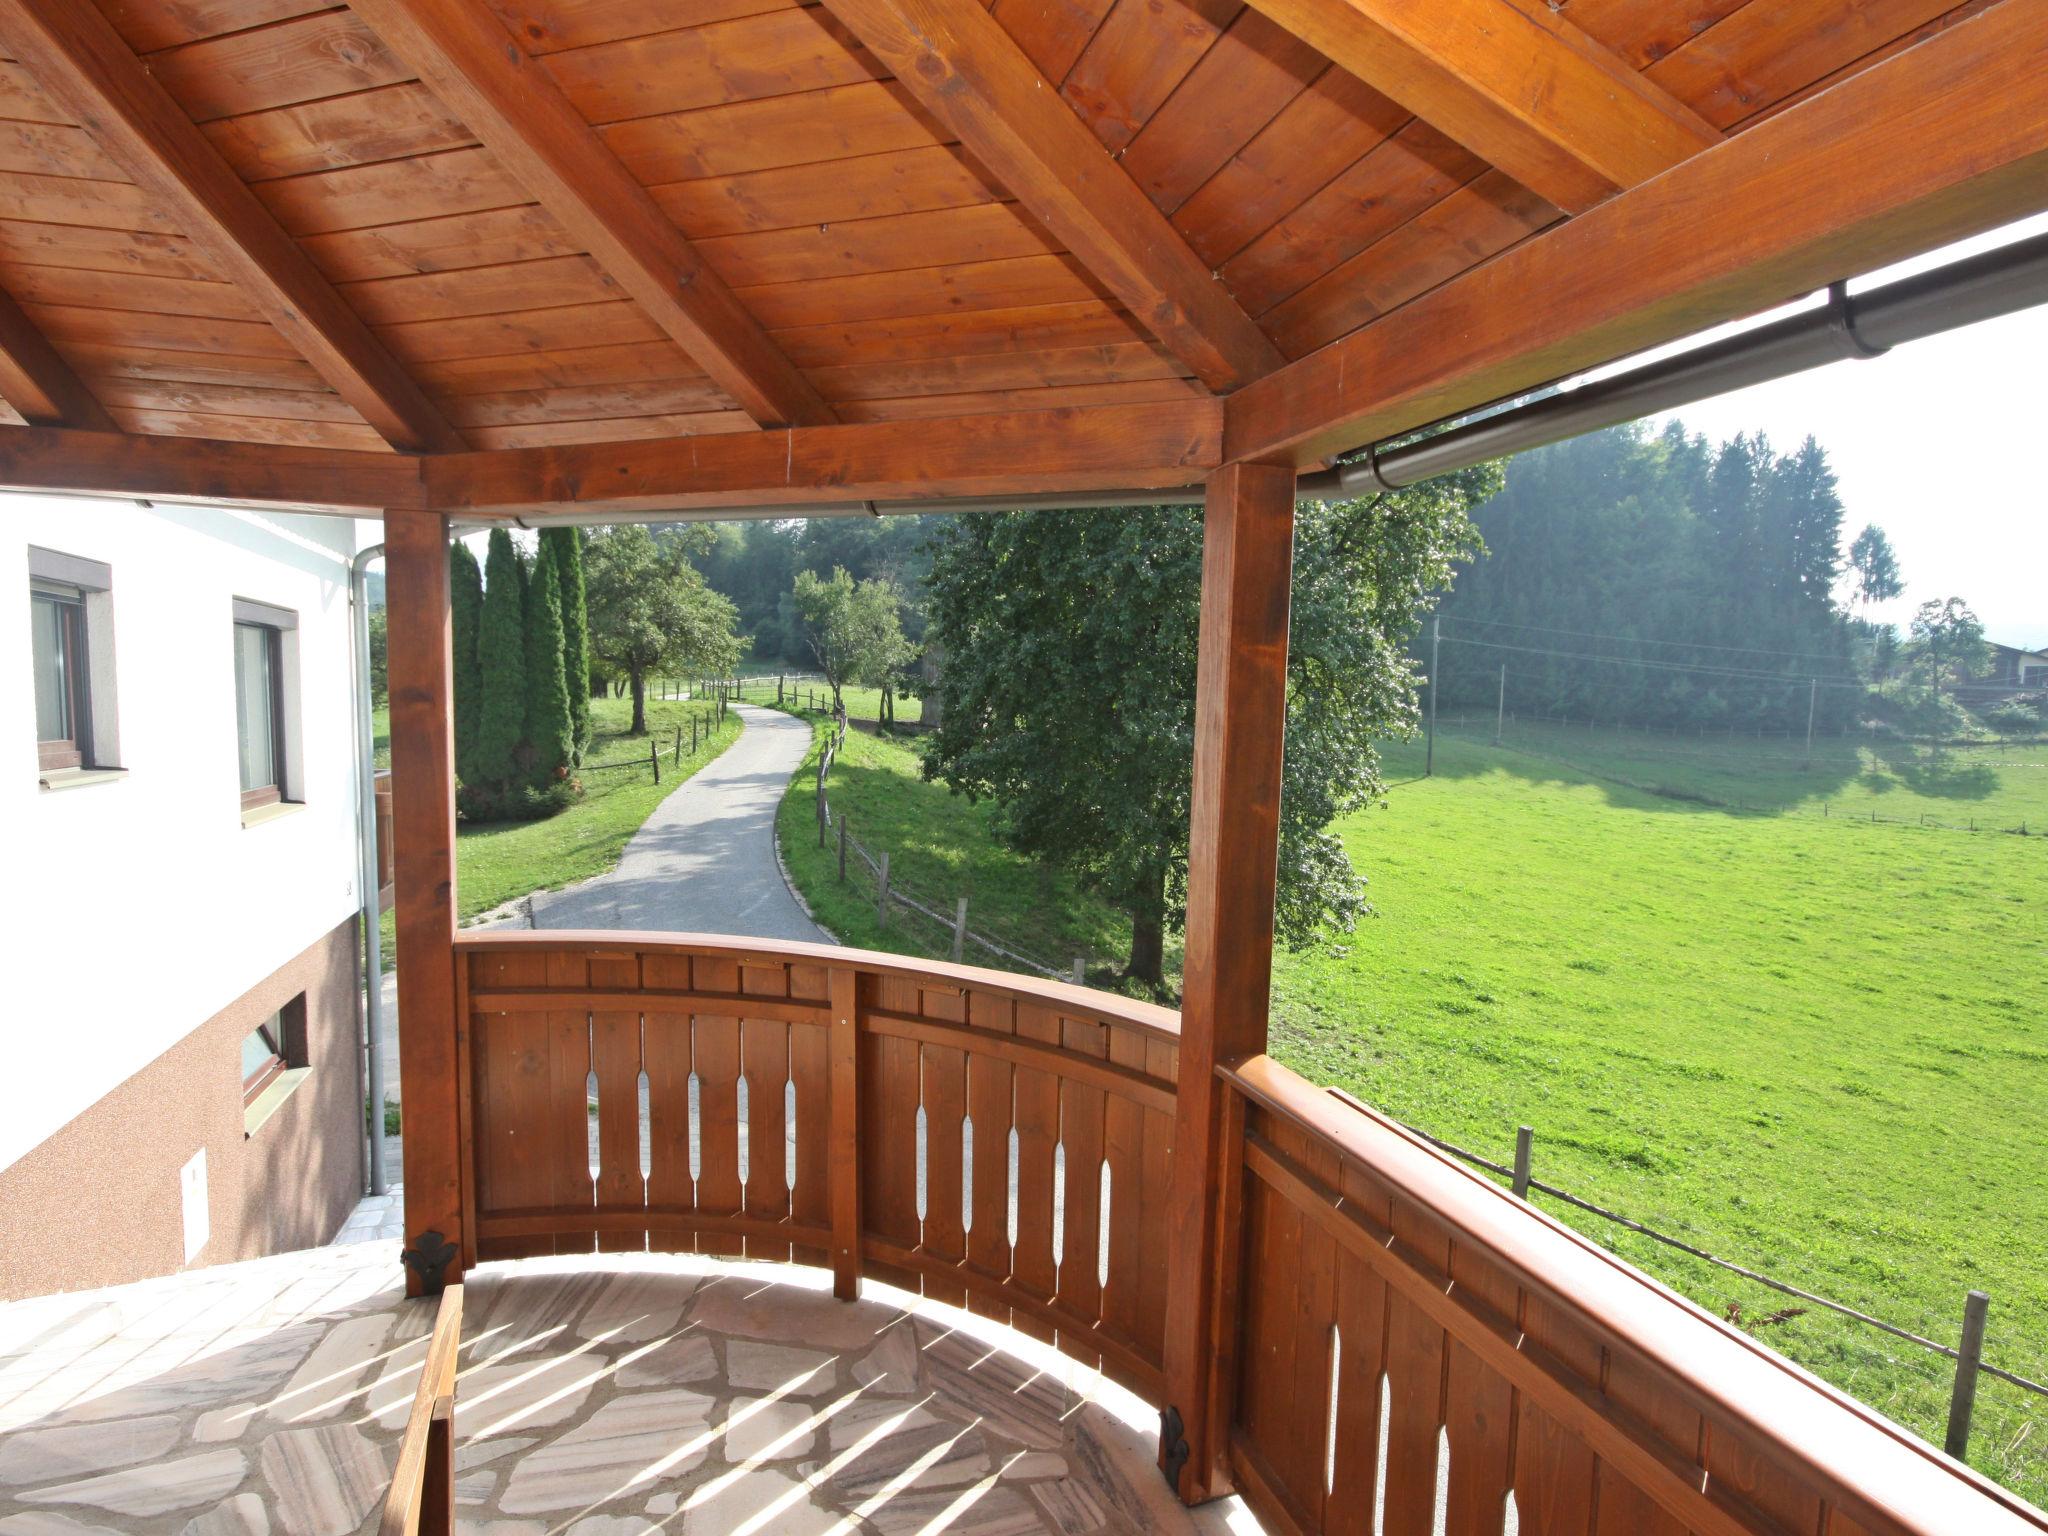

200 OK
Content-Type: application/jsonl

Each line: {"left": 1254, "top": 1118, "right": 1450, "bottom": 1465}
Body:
{"left": 0, "top": 1248, "right": 1248, "bottom": 1536}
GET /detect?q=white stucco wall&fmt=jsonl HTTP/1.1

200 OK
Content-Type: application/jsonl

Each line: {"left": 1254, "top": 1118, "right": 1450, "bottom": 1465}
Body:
{"left": 0, "top": 494, "right": 368, "bottom": 1175}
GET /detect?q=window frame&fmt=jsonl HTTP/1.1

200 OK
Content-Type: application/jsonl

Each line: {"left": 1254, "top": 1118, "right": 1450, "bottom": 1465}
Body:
{"left": 232, "top": 596, "right": 298, "bottom": 815}
{"left": 240, "top": 995, "right": 307, "bottom": 1113}
{"left": 31, "top": 582, "right": 90, "bottom": 773}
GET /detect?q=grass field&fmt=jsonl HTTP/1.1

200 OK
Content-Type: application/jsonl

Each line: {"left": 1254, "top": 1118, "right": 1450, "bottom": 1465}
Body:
{"left": 775, "top": 711, "right": 1123, "bottom": 976}
{"left": 376, "top": 693, "right": 742, "bottom": 959}
{"left": 774, "top": 709, "right": 2048, "bottom": 1500}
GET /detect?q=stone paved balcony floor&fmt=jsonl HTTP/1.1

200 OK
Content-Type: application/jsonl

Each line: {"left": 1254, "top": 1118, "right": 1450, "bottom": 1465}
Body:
{"left": 0, "top": 1241, "right": 1251, "bottom": 1536}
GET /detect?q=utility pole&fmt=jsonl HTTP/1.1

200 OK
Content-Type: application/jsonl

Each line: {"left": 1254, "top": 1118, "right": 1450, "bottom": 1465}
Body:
{"left": 1494, "top": 663, "right": 1505, "bottom": 747}
{"left": 1803, "top": 677, "right": 1817, "bottom": 770}
{"left": 1426, "top": 614, "right": 1440, "bottom": 776}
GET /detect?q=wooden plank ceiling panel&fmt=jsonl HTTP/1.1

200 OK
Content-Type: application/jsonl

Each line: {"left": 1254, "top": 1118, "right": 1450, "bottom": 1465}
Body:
{"left": 731, "top": 253, "right": 1108, "bottom": 330}
{"left": 648, "top": 143, "right": 1000, "bottom": 240}
{"left": 0, "top": 0, "right": 459, "bottom": 450}
{"left": 460, "top": 410, "right": 757, "bottom": 448}
{"left": 767, "top": 299, "right": 1149, "bottom": 371}
{"left": 597, "top": 81, "right": 945, "bottom": 184}
{"left": 0, "top": 279, "right": 114, "bottom": 428}
{"left": 0, "top": 222, "right": 221, "bottom": 280}
{"left": 146, "top": 12, "right": 415, "bottom": 122}
{"left": 407, "top": 339, "right": 717, "bottom": 396}
{"left": 98, "top": 0, "right": 334, "bottom": 53}
{"left": 807, "top": 339, "right": 1188, "bottom": 404}
{"left": 481, "top": 0, "right": 803, "bottom": 54}
{"left": 1059, "top": 0, "right": 1239, "bottom": 154}
{"left": 203, "top": 85, "right": 476, "bottom": 182}
{"left": 103, "top": 406, "right": 391, "bottom": 450}
{"left": 833, "top": 374, "right": 1206, "bottom": 422}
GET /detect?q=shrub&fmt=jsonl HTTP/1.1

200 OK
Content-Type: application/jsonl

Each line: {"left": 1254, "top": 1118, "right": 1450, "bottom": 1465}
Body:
{"left": 474, "top": 528, "right": 527, "bottom": 786}
{"left": 523, "top": 536, "right": 574, "bottom": 786}
{"left": 544, "top": 527, "right": 593, "bottom": 764}
{"left": 450, "top": 540, "right": 484, "bottom": 785}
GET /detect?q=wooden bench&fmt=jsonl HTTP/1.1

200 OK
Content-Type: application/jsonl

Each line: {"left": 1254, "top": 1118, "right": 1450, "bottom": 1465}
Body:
{"left": 378, "top": 1284, "right": 461, "bottom": 1536}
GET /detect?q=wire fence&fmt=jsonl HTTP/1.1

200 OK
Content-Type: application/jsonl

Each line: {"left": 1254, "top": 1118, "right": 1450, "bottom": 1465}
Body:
{"left": 1360, "top": 1101, "right": 2047, "bottom": 1462}
{"left": 808, "top": 715, "right": 1089, "bottom": 984}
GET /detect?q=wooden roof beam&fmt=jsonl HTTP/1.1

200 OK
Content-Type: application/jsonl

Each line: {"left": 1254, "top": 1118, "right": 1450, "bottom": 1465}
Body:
{"left": 1225, "top": 0, "right": 2048, "bottom": 468}
{"left": 0, "top": 285, "right": 116, "bottom": 433}
{"left": 0, "top": 0, "right": 465, "bottom": 454}
{"left": 817, "top": 0, "right": 1286, "bottom": 394}
{"left": 422, "top": 398, "right": 1222, "bottom": 516}
{"left": 347, "top": 0, "right": 835, "bottom": 430}
{"left": 1239, "top": 0, "right": 1719, "bottom": 214}
{"left": 0, "top": 426, "right": 426, "bottom": 509}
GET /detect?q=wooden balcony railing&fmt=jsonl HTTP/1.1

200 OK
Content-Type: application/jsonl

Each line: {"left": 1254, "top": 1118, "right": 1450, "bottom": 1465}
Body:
{"left": 378, "top": 1282, "right": 460, "bottom": 1536}
{"left": 449, "top": 933, "right": 2046, "bottom": 1536}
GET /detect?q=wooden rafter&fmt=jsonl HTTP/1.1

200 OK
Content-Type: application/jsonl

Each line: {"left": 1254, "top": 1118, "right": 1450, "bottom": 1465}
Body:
{"left": 0, "top": 0, "right": 465, "bottom": 455}
{"left": 346, "top": 0, "right": 835, "bottom": 431}
{"left": 1238, "top": 0, "right": 1719, "bottom": 214}
{"left": 0, "top": 284, "right": 116, "bottom": 433}
{"left": 1226, "top": 0, "right": 2048, "bottom": 467}
{"left": 817, "top": 0, "right": 1286, "bottom": 394}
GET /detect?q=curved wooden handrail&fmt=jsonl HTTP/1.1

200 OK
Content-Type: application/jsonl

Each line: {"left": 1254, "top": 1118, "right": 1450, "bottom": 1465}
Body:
{"left": 1223, "top": 1052, "right": 2048, "bottom": 1536}
{"left": 455, "top": 929, "right": 1183, "bottom": 1046}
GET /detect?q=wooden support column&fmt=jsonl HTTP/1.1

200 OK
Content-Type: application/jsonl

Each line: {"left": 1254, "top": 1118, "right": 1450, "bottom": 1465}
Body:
{"left": 827, "top": 966, "right": 864, "bottom": 1300}
{"left": 1160, "top": 460, "right": 1296, "bottom": 1501}
{"left": 385, "top": 509, "right": 464, "bottom": 1294}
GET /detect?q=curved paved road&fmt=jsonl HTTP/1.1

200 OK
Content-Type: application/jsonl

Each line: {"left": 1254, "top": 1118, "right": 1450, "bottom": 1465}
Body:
{"left": 531, "top": 703, "right": 832, "bottom": 942}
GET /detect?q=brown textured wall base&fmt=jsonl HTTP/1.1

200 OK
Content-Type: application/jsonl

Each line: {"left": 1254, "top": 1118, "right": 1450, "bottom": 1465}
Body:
{"left": 0, "top": 915, "right": 363, "bottom": 1300}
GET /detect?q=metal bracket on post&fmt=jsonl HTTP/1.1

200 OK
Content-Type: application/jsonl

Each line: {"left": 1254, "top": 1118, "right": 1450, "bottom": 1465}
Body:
{"left": 1158, "top": 1405, "right": 1190, "bottom": 1493}
{"left": 402, "top": 1229, "right": 458, "bottom": 1294}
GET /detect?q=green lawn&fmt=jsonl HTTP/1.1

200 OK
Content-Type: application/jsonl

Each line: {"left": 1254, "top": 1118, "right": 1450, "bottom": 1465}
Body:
{"left": 378, "top": 694, "right": 742, "bottom": 958}
{"left": 773, "top": 712, "right": 2048, "bottom": 1499}
{"left": 1439, "top": 714, "right": 2048, "bottom": 830}
{"left": 774, "top": 715, "right": 1132, "bottom": 981}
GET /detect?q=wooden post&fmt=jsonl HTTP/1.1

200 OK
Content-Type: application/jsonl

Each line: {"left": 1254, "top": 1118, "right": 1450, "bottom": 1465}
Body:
{"left": 876, "top": 850, "right": 890, "bottom": 925}
{"left": 385, "top": 509, "right": 463, "bottom": 1294}
{"left": 1160, "top": 461, "right": 1295, "bottom": 1502}
{"left": 1513, "top": 1125, "right": 1534, "bottom": 1199}
{"left": 691, "top": 714, "right": 698, "bottom": 754}
{"left": 1495, "top": 663, "right": 1506, "bottom": 747}
{"left": 1426, "top": 612, "right": 1440, "bottom": 775}
{"left": 1945, "top": 1290, "right": 1991, "bottom": 1459}
{"left": 1071, "top": 957, "right": 1085, "bottom": 986}
{"left": 951, "top": 896, "right": 968, "bottom": 963}
{"left": 650, "top": 737, "right": 660, "bottom": 784}
{"left": 827, "top": 966, "right": 863, "bottom": 1299}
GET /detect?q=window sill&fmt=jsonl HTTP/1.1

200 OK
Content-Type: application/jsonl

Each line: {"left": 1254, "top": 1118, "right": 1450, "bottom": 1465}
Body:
{"left": 39, "top": 766, "right": 128, "bottom": 793}
{"left": 244, "top": 1066, "right": 311, "bottom": 1138}
{"left": 241, "top": 799, "right": 304, "bottom": 830}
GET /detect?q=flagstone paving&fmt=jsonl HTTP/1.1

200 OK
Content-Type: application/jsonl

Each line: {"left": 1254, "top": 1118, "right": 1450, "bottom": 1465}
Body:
{"left": 0, "top": 1244, "right": 1252, "bottom": 1536}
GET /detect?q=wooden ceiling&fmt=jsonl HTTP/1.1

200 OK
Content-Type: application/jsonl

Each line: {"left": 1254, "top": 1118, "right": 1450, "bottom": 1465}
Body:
{"left": 0, "top": 0, "right": 2038, "bottom": 515}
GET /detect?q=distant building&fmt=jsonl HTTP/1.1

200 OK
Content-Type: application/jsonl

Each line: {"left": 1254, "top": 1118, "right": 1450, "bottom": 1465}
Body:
{"left": 1980, "top": 641, "right": 2048, "bottom": 690}
{"left": 2, "top": 496, "right": 372, "bottom": 1298}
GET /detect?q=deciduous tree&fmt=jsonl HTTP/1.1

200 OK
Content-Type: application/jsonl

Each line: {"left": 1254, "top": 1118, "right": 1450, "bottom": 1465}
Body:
{"left": 918, "top": 476, "right": 1492, "bottom": 992}
{"left": 792, "top": 566, "right": 912, "bottom": 716}
{"left": 586, "top": 526, "right": 743, "bottom": 735}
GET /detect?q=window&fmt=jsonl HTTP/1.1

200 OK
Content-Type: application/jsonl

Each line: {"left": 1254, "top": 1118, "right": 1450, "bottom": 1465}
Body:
{"left": 31, "top": 584, "right": 86, "bottom": 770}
{"left": 27, "top": 547, "right": 115, "bottom": 781}
{"left": 241, "top": 1010, "right": 289, "bottom": 1107}
{"left": 232, "top": 598, "right": 297, "bottom": 813}
{"left": 241, "top": 995, "right": 307, "bottom": 1120}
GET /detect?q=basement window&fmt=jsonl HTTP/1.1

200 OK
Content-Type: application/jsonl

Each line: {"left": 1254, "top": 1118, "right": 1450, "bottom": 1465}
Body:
{"left": 243, "top": 995, "right": 310, "bottom": 1137}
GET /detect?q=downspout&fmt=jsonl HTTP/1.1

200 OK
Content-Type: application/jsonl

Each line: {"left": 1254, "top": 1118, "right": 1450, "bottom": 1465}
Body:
{"left": 351, "top": 542, "right": 389, "bottom": 1196}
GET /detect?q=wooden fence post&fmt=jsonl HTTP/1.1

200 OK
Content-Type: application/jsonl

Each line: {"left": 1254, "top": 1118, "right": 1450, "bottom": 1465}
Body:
{"left": 1071, "top": 957, "right": 1085, "bottom": 985}
{"left": 650, "top": 738, "right": 660, "bottom": 784}
{"left": 827, "top": 966, "right": 862, "bottom": 1300}
{"left": 1945, "top": 1290, "right": 1991, "bottom": 1459}
{"left": 1513, "top": 1125, "right": 1534, "bottom": 1199}
{"left": 876, "top": 851, "right": 890, "bottom": 925}
{"left": 951, "top": 897, "right": 968, "bottom": 963}
{"left": 1160, "top": 461, "right": 1296, "bottom": 1503}
{"left": 673, "top": 726, "right": 681, "bottom": 765}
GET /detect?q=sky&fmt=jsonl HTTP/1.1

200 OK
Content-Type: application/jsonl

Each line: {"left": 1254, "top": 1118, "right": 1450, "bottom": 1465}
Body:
{"left": 1633, "top": 212, "right": 2048, "bottom": 649}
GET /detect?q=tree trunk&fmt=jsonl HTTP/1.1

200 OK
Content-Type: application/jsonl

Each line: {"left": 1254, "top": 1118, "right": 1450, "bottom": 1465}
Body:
{"left": 1126, "top": 867, "right": 1167, "bottom": 993}
{"left": 880, "top": 684, "right": 893, "bottom": 734}
{"left": 629, "top": 667, "right": 647, "bottom": 735}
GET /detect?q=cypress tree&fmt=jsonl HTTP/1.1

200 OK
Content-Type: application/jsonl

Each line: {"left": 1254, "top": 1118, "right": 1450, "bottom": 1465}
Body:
{"left": 475, "top": 527, "right": 527, "bottom": 789}
{"left": 523, "top": 536, "right": 573, "bottom": 785}
{"left": 450, "top": 540, "right": 484, "bottom": 786}
{"left": 544, "top": 526, "right": 592, "bottom": 763}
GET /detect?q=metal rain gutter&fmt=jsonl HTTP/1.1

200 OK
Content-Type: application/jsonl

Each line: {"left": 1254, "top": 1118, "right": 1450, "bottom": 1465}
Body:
{"left": 350, "top": 541, "right": 390, "bottom": 1198}
{"left": 1293, "top": 227, "right": 2048, "bottom": 503}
